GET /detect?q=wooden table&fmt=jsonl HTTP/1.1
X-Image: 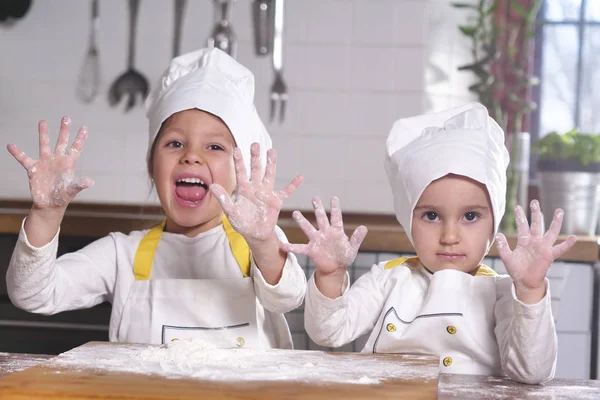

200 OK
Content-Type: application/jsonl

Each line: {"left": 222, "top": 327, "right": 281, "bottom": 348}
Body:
{"left": 0, "top": 352, "right": 53, "bottom": 379}
{"left": 0, "top": 342, "right": 439, "bottom": 399}
{"left": 2, "top": 345, "right": 600, "bottom": 399}
{"left": 439, "top": 373, "right": 600, "bottom": 399}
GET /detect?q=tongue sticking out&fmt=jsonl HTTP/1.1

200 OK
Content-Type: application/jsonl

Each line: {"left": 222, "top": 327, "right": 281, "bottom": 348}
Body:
{"left": 175, "top": 185, "right": 208, "bottom": 202}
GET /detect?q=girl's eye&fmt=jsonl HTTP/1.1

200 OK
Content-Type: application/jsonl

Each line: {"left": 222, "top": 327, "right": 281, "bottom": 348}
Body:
{"left": 167, "top": 141, "right": 183, "bottom": 148}
{"left": 208, "top": 144, "right": 225, "bottom": 151}
{"left": 424, "top": 212, "right": 439, "bottom": 221}
{"left": 463, "top": 212, "right": 479, "bottom": 222}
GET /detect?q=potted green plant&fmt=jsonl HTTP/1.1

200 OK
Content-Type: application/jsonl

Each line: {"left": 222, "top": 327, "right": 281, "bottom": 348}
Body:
{"left": 452, "top": 0, "right": 542, "bottom": 233}
{"left": 533, "top": 129, "right": 600, "bottom": 235}
{"left": 534, "top": 129, "right": 600, "bottom": 166}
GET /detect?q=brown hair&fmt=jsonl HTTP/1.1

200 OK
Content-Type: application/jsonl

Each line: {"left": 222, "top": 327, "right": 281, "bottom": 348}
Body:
{"left": 147, "top": 118, "right": 171, "bottom": 182}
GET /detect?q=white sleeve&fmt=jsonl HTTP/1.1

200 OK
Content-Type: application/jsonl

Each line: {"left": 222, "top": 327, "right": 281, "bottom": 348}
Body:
{"left": 252, "top": 225, "right": 307, "bottom": 314}
{"left": 6, "top": 218, "right": 118, "bottom": 315}
{"left": 304, "top": 263, "right": 388, "bottom": 348}
{"left": 494, "top": 277, "right": 557, "bottom": 384}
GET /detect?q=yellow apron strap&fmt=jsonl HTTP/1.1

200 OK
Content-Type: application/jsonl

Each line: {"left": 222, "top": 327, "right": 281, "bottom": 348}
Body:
{"left": 222, "top": 215, "right": 251, "bottom": 278}
{"left": 383, "top": 256, "right": 498, "bottom": 277}
{"left": 133, "top": 220, "right": 166, "bottom": 281}
{"left": 475, "top": 265, "right": 497, "bottom": 277}
{"left": 384, "top": 256, "right": 416, "bottom": 270}
{"left": 133, "top": 217, "right": 252, "bottom": 280}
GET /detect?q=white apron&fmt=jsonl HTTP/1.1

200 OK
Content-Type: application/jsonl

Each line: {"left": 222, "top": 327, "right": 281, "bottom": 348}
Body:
{"left": 368, "top": 257, "right": 503, "bottom": 376}
{"left": 117, "top": 216, "right": 260, "bottom": 348}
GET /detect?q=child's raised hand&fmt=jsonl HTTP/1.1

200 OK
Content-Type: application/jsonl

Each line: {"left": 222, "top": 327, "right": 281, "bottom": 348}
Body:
{"left": 210, "top": 142, "right": 303, "bottom": 244}
{"left": 7, "top": 117, "right": 94, "bottom": 211}
{"left": 281, "top": 197, "right": 368, "bottom": 274}
{"left": 495, "top": 200, "right": 577, "bottom": 304}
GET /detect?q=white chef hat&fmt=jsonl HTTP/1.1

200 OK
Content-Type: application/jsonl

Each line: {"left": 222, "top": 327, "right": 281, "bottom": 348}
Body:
{"left": 145, "top": 47, "right": 272, "bottom": 175}
{"left": 384, "top": 102, "right": 510, "bottom": 245}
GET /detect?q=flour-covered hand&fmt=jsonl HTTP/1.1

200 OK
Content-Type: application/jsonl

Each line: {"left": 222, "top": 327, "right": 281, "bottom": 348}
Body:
{"left": 495, "top": 200, "right": 576, "bottom": 304}
{"left": 210, "top": 142, "right": 303, "bottom": 244}
{"left": 281, "top": 197, "right": 368, "bottom": 274}
{"left": 7, "top": 117, "right": 94, "bottom": 211}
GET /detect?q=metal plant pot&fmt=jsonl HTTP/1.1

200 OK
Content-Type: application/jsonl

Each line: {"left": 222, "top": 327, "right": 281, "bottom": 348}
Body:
{"left": 537, "top": 160, "right": 600, "bottom": 236}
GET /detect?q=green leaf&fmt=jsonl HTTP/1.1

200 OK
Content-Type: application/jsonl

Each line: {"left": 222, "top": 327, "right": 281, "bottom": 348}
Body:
{"left": 451, "top": 2, "right": 476, "bottom": 8}
{"left": 533, "top": 129, "right": 600, "bottom": 164}
{"left": 510, "top": 1, "right": 529, "bottom": 19}
{"left": 459, "top": 25, "right": 478, "bottom": 36}
{"left": 458, "top": 63, "right": 490, "bottom": 80}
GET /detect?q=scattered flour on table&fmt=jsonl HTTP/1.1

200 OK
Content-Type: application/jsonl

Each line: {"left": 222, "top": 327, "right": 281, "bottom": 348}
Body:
{"left": 0, "top": 354, "right": 52, "bottom": 375}
{"left": 439, "top": 375, "right": 600, "bottom": 399}
{"left": 46, "top": 339, "right": 438, "bottom": 385}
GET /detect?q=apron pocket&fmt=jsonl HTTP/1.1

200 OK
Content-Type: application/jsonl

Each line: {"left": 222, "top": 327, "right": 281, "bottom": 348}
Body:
{"left": 162, "top": 322, "right": 254, "bottom": 348}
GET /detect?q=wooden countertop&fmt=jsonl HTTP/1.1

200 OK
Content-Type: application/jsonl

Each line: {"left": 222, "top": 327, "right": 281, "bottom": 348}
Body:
{"left": 438, "top": 373, "right": 600, "bottom": 399}
{"left": 0, "top": 342, "right": 440, "bottom": 399}
{"left": 0, "top": 352, "right": 53, "bottom": 379}
{"left": 2, "top": 348, "right": 600, "bottom": 399}
{"left": 0, "top": 200, "right": 598, "bottom": 263}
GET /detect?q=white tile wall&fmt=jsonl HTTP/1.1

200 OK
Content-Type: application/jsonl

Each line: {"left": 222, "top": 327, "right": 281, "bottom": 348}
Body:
{"left": 0, "top": 0, "right": 475, "bottom": 212}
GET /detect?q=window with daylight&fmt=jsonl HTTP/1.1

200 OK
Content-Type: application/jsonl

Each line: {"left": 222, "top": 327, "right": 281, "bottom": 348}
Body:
{"left": 533, "top": 0, "right": 600, "bottom": 138}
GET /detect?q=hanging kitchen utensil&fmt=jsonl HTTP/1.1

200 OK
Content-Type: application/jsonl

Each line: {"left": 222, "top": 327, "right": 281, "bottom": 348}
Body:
{"left": 108, "top": 0, "right": 149, "bottom": 112}
{"left": 269, "top": 0, "right": 287, "bottom": 123}
{"left": 0, "top": 0, "right": 32, "bottom": 25}
{"left": 76, "top": 0, "right": 101, "bottom": 104}
{"left": 252, "top": 0, "right": 273, "bottom": 56}
{"left": 172, "top": 0, "right": 187, "bottom": 58}
{"left": 207, "top": 0, "right": 237, "bottom": 59}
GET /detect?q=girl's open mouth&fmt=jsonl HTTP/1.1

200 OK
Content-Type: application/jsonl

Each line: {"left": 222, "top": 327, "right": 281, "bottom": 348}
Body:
{"left": 174, "top": 177, "right": 209, "bottom": 207}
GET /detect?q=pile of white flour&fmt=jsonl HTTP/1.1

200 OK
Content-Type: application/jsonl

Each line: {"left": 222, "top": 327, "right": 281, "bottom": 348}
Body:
{"left": 47, "top": 339, "right": 438, "bottom": 385}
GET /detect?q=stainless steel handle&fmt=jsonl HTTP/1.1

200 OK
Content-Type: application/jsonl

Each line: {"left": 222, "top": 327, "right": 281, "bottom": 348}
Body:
{"left": 90, "top": 0, "right": 99, "bottom": 47}
{"left": 127, "top": 0, "right": 140, "bottom": 68}
{"left": 77, "top": 0, "right": 101, "bottom": 104}
{"left": 173, "top": 0, "right": 187, "bottom": 58}
{"left": 272, "top": 0, "right": 284, "bottom": 71}
{"left": 253, "top": 0, "right": 273, "bottom": 56}
{"left": 208, "top": 0, "right": 237, "bottom": 58}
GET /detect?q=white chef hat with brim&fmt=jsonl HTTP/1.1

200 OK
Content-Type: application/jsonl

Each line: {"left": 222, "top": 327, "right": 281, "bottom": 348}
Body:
{"left": 384, "top": 102, "right": 510, "bottom": 245}
{"left": 145, "top": 47, "right": 272, "bottom": 176}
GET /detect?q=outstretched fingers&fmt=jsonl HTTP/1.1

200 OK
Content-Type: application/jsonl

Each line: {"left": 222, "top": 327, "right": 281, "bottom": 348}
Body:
{"left": 277, "top": 175, "right": 304, "bottom": 201}
{"left": 7, "top": 144, "right": 35, "bottom": 171}
{"left": 551, "top": 235, "right": 577, "bottom": 260}
{"left": 495, "top": 233, "right": 512, "bottom": 260}
{"left": 329, "top": 197, "right": 344, "bottom": 230}
{"left": 514, "top": 205, "right": 531, "bottom": 248}
{"left": 209, "top": 184, "right": 235, "bottom": 215}
{"left": 233, "top": 148, "right": 250, "bottom": 196}
{"left": 543, "top": 208, "right": 564, "bottom": 248}
{"left": 67, "top": 177, "right": 95, "bottom": 197}
{"left": 312, "top": 197, "right": 330, "bottom": 231}
{"left": 262, "top": 148, "right": 277, "bottom": 189}
{"left": 38, "top": 120, "right": 52, "bottom": 158}
{"left": 69, "top": 126, "right": 89, "bottom": 161}
{"left": 54, "top": 117, "right": 72, "bottom": 156}
{"left": 349, "top": 226, "right": 368, "bottom": 250}
{"left": 292, "top": 210, "right": 318, "bottom": 239}
{"left": 529, "top": 200, "right": 544, "bottom": 237}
